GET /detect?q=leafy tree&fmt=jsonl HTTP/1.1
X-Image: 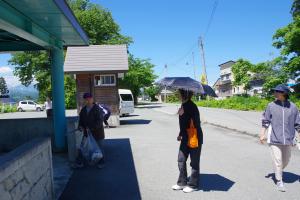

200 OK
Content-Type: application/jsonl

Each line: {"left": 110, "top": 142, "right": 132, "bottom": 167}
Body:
{"left": 9, "top": 0, "right": 132, "bottom": 108}
{"left": 0, "top": 77, "right": 8, "bottom": 94}
{"left": 9, "top": 51, "right": 51, "bottom": 101}
{"left": 145, "top": 85, "right": 160, "bottom": 101}
{"left": 68, "top": 0, "right": 132, "bottom": 45}
{"left": 273, "top": 0, "right": 300, "bottom": 82}
{"left": 64, "top": 75, "right": 77, "bottom": 109}
{"left": 253, "top": 59, "right": 289, "bottom": 95}
{"left": 231, "top": 59, "right": 254, "bottom": 93}
{"left": 292, "top": 0, "right": 300, "bottom": 18}
{"left": 119, "top": 55, "right": 157, "bottom": 104}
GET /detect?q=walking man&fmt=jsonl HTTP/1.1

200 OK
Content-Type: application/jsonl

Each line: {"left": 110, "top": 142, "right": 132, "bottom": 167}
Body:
{"left": 73, "top": 92, "right": 105, "bottom": 169}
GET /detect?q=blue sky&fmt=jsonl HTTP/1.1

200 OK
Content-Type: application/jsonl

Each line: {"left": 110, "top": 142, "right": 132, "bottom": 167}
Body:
{"left": 94, "top": 0, "right": 293, "bottom": 85}
{"left": 0, "top": 0, "right": 293, "bottom": 87}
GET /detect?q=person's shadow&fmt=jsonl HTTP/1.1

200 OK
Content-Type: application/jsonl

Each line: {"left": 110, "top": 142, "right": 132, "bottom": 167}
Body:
{"left": 265, "top": 172, "right": 300, "bottom": 184}
{"left": 198, "top": 174, "right": 235, "bottom": 192}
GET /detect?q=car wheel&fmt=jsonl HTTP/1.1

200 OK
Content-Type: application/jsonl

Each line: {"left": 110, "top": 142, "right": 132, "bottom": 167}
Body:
{"left": 36, "top": 108, "right": 41, "bottom": 112}
{"left": 18, "top": 108, "right": 23, "bottom": 112}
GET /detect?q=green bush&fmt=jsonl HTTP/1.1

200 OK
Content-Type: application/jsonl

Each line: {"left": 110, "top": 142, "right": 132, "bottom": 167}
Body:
{"left": 1, "top": 105, "right": 17, "bottom": 113}
{"left": 196, "top": 96, "right": 299, "bottom": 111}
{"left": 166, "top": 94, "right": 179, "bottom": 103}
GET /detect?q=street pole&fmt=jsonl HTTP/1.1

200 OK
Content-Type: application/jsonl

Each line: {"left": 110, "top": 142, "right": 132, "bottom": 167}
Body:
{"left": 192, "top": 52, "right": 196, "bottom": 80}
{"left": 199, "top": 37, "right": 208, "bottom": 84}
{"left": 164, "top": 64, "right": 167, "bottom": 103}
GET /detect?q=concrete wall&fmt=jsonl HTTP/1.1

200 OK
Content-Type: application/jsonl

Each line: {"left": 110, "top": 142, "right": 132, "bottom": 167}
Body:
{"left": 0, "top": 116, "right": 78, "bottom": 152}
{"left": 0, "top": 138, "right": 54, "bottom": 200}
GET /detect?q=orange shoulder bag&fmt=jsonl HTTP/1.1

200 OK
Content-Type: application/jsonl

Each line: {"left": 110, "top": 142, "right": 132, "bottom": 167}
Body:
{"left": 187, "top": 119, "right": 199, "bottom": 148}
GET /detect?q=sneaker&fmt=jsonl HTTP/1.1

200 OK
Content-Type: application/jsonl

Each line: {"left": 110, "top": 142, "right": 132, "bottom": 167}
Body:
{"left": 71, "top": 162, "right": 84, "bottom": 169}
{"left": 277, "top": 181, "right": 286, "bottom": 192}
{"left": 183, "top": 186, "right": 197, "bottom": 193}
{"left": 172, "top": 184, "right": 185, "bottom": 190}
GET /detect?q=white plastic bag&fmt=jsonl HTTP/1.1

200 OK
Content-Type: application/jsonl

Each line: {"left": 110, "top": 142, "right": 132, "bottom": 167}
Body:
{"left": 80, "top": 130, "right": 103, "bottom": 165}
{"left": 267, "top": 125, "right": 272, "bottom": 144}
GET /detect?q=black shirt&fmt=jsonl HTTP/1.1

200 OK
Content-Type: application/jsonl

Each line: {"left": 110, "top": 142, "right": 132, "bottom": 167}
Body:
{"left": 179, "top": 100, "right": 203, "bottom": 145}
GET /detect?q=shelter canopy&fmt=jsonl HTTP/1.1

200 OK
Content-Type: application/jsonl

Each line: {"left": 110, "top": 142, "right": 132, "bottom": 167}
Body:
{"left": 0, "top": 0, "right": 88, "bottom": 51}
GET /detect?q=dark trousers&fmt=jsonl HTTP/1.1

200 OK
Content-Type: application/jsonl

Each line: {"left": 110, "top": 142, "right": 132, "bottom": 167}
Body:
{"left": 46, "top": 109, "right": 52, "bottom": 118}
{"left": 104, "top": 114, "right": 110, "bottom": 126}
{"left": 177, "top": 143, "right": 202, "bottom": 188}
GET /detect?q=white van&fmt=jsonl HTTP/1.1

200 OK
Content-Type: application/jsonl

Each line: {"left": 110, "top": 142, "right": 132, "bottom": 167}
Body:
{"left": 118, "top": 89, "right": 134, "bottom": 116}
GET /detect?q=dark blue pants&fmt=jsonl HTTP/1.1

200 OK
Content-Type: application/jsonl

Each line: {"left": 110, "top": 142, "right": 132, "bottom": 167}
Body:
{"left": 177, "top": 143, "right": 202, "bottom": 188}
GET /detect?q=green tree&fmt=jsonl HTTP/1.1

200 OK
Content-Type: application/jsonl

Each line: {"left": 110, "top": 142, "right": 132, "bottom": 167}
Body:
{"left": 9, "top": 0, "right": 132, "bottom": 107}
{"left": 119, "top": 55, "right": 157, "bottom": 104}
{"left": 64, "top": 75, "right": 77, "bottom": 109}
{"left": 145, "top": 85, "right": 160, "bottom": 101}
{"left": 9, "top": 51, "right": 51, "bottom": 100}
{"left": 252, "top": 59, "right": 289, "bottom": 95}
{"left": 68, "top": 0, "right": 132, "bottom": 45}
{"left": 231, "top": 59, "right": 254, "bottom": 93}
{"left": 0, "top": 77, "right": 8, "bottom": 95}
{"left": 273, "top": 0, "right": 300, "bottom": 82}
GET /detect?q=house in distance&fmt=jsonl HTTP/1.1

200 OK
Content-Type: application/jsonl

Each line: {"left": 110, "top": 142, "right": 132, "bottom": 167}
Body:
{"left": 64, "top": 45, "right": 129, "bottom": 126}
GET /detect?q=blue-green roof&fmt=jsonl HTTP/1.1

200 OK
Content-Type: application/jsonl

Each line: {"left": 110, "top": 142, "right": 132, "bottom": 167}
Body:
{"left": 0, "top": 0, "right": 89, "bottom": 51}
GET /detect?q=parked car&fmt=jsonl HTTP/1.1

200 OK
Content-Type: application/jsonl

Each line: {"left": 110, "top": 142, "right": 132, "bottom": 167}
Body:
{"left": 17, "top": 100, "right": 44, "bottom": 112}
{"left": 118, "top": 89, "right": 134, "bottom": 116}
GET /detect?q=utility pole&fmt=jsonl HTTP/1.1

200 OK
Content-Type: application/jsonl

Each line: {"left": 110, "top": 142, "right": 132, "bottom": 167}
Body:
{"left": 199, "top": 37, "right": 208, "bottom": 84}
{"left": 164, "top": 64, "right": 167, "bottom": 103}
{"left": 192, "top": 52, "right": 196, "bottom": 80}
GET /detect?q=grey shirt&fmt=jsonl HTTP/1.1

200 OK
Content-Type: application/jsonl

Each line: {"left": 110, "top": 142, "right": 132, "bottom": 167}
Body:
{"left": 262, "top": 100, "right": 300, "bottom": 145}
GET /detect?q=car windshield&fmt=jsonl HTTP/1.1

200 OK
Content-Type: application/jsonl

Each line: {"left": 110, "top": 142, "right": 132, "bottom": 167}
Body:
{"left": 120, "top": 94, "right": 133, "bottom": 101}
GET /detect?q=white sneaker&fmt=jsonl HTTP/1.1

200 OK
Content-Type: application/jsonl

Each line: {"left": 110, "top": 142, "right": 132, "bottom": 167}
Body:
{"left": 183, "top": 186, "right": 197, "bottom": 193}
{"left": 172, "top": 184, "right": 185, "bottom": 190}
{"left": 277, "top": 181, "right": 286, "bottom": 192}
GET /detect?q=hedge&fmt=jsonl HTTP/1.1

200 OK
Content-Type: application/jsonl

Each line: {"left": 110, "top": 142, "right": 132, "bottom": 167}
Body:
{"left": 168, "top": 95, "right": 300, "bottom": 111}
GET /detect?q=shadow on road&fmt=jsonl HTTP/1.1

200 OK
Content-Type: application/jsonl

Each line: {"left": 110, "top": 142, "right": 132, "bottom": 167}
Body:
{"left": 265, "top": 172, "right": 300, "bottom": 184}
{"left": 59, "top": 139, "right": 141, "bottom": 200}
{"left": 120, "top": 119, "right": 152, "bottom": 125}
{"left": 120, "top": 114, "right": 140, "bottom": 118}
{"left": 136, "top": 105, "right": 163, "bottom": 109}
{"left": 199, "top": 173, "right": 235, "bottom": 192}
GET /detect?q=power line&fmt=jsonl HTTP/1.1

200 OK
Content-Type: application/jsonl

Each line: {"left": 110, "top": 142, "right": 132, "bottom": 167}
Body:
{"left": 168, "top": 42, "right": 197, "bottom": 67}
{"left": 204, "top": 0, "right": 219, "bottom": 38}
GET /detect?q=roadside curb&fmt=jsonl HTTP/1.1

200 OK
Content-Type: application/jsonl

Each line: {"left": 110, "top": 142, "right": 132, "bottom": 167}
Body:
{"left": 202, "top": 121, "right": 259, "bottom": 138}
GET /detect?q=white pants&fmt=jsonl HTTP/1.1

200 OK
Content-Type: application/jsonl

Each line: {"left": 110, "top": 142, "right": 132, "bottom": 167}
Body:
{"left": 269, "top": 144, "right": 292, "bottom": 181}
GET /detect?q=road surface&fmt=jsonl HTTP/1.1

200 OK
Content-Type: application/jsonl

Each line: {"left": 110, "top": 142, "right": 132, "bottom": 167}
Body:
{"left": 60, "top": 105, "right": 300, "bottom": 200}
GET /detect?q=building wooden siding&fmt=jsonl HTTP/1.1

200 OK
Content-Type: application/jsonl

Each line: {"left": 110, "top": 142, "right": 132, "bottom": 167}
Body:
{"left": 76, "top": 73, "right": 119, "bottom": 114}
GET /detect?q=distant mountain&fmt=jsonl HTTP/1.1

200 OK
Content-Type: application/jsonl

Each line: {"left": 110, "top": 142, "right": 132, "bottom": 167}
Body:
{"left": 8, "top": 84, "right": 39, "bottom": 102}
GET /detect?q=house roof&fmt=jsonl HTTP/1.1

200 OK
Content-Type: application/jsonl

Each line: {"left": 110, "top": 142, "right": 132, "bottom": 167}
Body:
{"left": 64, "top": 45, "right": 129, "bottom": 73}
{"left": 218, "top": 60, "right": 235, "bottom": 67}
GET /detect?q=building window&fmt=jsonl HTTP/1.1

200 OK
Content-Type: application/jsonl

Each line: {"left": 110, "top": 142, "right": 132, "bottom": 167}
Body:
{"left": 94, "top": 75, "right": 116, "bottom": 86}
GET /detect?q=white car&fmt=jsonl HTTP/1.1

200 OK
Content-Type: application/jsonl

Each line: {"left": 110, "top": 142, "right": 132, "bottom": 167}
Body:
{"left": 17, "top": 100, "right": 44, "bottom": 112}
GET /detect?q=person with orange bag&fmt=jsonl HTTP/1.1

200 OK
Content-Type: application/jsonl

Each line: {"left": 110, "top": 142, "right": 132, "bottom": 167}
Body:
{"left": 172, "top": 89, "right": 204, "bottom": 193}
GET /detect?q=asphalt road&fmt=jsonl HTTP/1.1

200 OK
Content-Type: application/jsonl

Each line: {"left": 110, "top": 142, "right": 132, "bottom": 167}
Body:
{"left": 60, "top": 106, "right": 300, "bottom": 200}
